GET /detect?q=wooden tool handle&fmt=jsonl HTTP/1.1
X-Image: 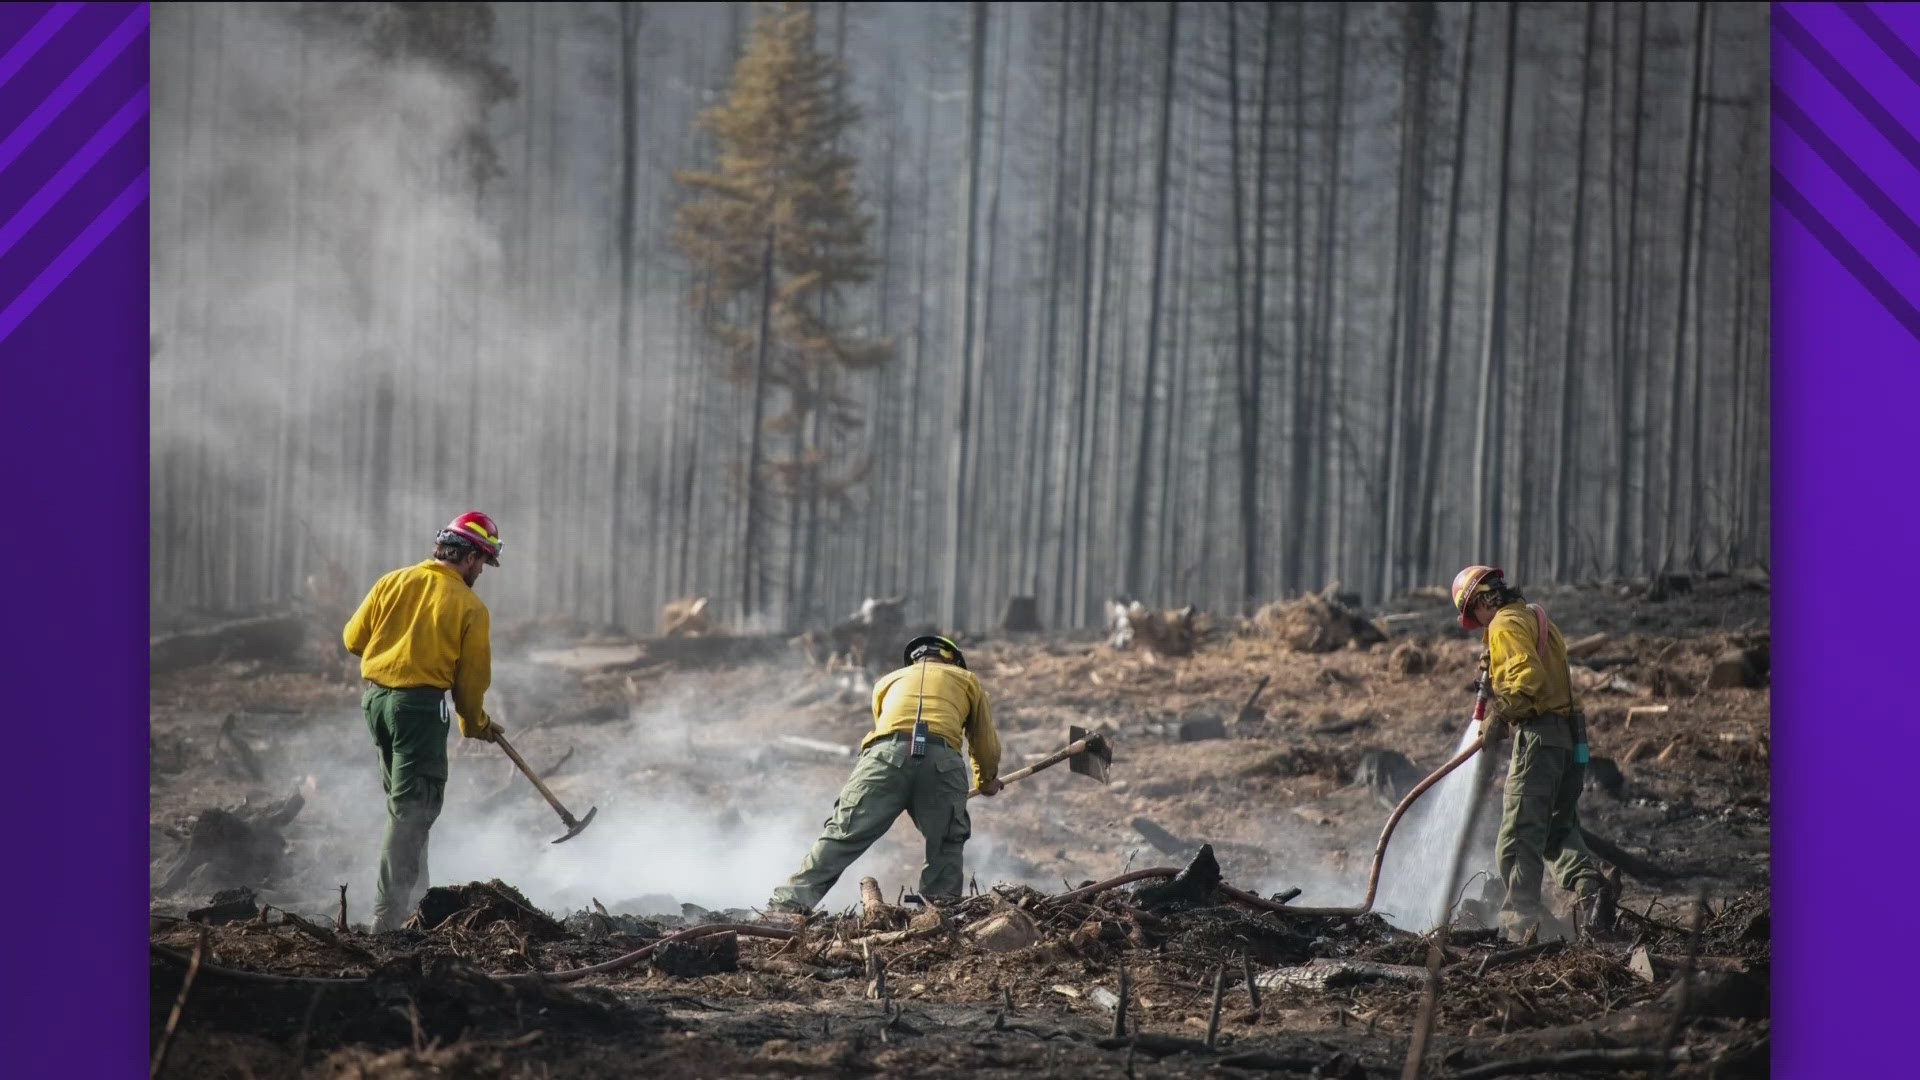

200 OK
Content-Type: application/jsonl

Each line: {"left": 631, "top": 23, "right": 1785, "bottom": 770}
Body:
{"left": 494, "top": 733, "right": 574, "bottom": 822}
{"left": 968, "top": 738, "right": 1090, "bottom": 798}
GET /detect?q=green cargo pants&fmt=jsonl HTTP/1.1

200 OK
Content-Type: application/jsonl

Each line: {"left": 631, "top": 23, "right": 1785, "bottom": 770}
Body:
{"left": 1496, "top": 713, "right": 1607, "bottom": 935}
{"left": 770, "top": 735, "right": 972, "bottom": 912}
{"left": 363, "top": 684, "right": 450, "bottom": 932}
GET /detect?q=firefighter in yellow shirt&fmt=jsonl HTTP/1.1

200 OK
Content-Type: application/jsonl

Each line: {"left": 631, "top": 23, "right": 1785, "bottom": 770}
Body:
{"left": 1453, "top": 564, "right": 1615, "bottom": 941}
{"left": 767, "top": 635, "right": 1002, "bottom": 914}
{"left": 343, "top": 511, "right": 507, "bottom": 931}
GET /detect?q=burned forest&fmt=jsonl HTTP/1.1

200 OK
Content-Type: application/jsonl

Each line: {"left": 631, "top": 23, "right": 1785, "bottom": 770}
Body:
{"left": 151, "top": 2, "right": 1771, "bottom": 1078}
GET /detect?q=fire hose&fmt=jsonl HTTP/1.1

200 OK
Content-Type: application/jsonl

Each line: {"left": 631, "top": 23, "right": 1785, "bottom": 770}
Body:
{"left": 1050, "top": 735, "right": 1488, "bottom": 915}
{"left": 1054, "top": 669, "right": 1496, "bottom": 916}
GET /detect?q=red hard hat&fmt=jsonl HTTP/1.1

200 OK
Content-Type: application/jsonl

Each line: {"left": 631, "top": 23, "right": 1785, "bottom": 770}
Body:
{"left": 438, "top": 511, "right": 503, "bottom": 565}
{"left": 1450, "top": 564, "right": 1504, "bottom": 630}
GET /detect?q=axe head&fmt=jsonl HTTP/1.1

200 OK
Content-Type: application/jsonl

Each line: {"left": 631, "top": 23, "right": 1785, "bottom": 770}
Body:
{"left": 551, "top": 805, "right": 598, "bottom": 844}
{"left": 1067, "top": 725, "right": 1112, "bottom": 784}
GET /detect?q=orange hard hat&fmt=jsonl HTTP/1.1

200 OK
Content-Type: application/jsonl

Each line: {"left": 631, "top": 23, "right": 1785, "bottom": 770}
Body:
{"left": 1450, "top": 565, "right": 1504, "bottom": 629}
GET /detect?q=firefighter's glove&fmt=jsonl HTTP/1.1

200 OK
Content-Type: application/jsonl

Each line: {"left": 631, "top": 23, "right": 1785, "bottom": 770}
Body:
{"left": 976, "top": 778, "right": 1003, "bottom": 797}
{"left": 1480, "top": 714, "right": 1510, "bottom": 747}
{"left": 474, "top": 719, "right": 507, "bottom": 744}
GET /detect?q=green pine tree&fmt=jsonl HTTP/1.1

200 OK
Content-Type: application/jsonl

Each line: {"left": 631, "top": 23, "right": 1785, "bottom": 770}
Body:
{"left": 674, "top": 0, "right": 892, "bottom": 622}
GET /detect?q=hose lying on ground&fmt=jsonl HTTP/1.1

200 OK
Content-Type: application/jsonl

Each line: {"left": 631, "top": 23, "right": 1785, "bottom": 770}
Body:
{"left": 1049, "top": 736, "right": 1488, "bottom": 917}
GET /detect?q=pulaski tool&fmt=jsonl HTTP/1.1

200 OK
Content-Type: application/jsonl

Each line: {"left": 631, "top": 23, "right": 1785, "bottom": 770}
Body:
{"left": 969, "top": 725, "right": 1112, "bottom": 798}
{"left": 494, "top": 732, "right": 599, "bottom": 843}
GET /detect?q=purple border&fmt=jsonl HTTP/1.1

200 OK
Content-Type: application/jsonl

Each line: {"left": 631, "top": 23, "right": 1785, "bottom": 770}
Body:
{"left": 0, "top": 2, "right": 147, "bottom": 1076}
{"left": 1774, "top": 3, "right": 1920, "bottom": 1078}
{"left": 0, "top": 0, "right": 1915, "bottom": 1074}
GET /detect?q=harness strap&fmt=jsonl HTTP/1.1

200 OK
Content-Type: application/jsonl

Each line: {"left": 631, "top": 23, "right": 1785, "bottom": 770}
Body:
{"left": 910, "top": 659, "right": 929, "bottom": 757}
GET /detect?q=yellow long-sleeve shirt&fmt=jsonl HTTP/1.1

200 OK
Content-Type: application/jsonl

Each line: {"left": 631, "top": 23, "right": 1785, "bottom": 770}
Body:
{"left": 1484, "top": 601, "right": 1577, "bottom": 723}
{"left": 862, "top": 661, "right": 1000, "bottom": 789}
{"left": 343, "top": 559, "right": 495, "bottom": 738}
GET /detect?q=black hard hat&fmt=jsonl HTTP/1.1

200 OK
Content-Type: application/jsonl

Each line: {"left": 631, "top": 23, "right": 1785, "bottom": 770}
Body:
{"left": 903, "top": 634, "right": 966, "bottom": 670}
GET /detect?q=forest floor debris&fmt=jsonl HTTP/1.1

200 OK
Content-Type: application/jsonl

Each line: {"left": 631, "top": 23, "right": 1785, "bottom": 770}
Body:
{"left": 150, "top": 576, "right": 1769, "bottom": 1077}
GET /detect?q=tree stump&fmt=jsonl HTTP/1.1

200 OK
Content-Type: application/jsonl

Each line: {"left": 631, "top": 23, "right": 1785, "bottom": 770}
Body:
{"left": 1000, "top": 595, "right": 1042, "bottom": 632}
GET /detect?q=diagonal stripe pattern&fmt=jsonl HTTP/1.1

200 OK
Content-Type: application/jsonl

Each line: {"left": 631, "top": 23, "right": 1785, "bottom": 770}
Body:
{"left": 0, "top": 3, "right": 81, "bottom": 96}
{"left": 1775, "top": 4, "right": 1920, "bottom": 346}
{"left": 0, "top": 2, "right": 148, "bottom": 351}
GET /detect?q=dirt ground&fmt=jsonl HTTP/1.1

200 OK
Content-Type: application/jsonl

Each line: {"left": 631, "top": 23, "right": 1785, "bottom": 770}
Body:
{"left": 149, "top": 574, "right": 1770, "bottom": 1078}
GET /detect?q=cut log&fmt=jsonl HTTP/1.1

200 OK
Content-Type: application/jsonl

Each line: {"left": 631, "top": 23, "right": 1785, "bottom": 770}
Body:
{"left": 1255, "top": 958, "right": 1428, "bottom": 991}
{"left": 1625, "top": 705, "right": 1671, "bottom": 728}
{"left": 1564, "top": 632, "right": 1610, "bottom": 657}
{"left": 150, "top": 614, "right": 309, "bottom": 674}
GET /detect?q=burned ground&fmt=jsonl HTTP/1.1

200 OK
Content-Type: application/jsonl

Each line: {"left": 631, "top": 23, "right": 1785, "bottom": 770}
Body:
{"left": 150, "top": 575, "right": 1770, "bottom": 1077}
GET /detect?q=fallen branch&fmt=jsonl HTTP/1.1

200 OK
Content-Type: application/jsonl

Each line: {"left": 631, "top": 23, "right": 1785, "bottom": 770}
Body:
{"left": 1450, "top": 1046, "right": 1703, "bottom": 1079}
{"left": 273, "top": 907, "right": 377, "bottom": 964}
{"left": 1625, "top": 705, "right": 1672, "bottom": 728}
{"left": 1238, "top": 676, "right": 1272, "bottom": 721}
{"left": 1616, "top": 904, "right": 1692, "bottom": 937}
{"left": 150, "top": 929, "right": 207, "bottom": 1079}
{"left": 1214, "top": 1051, "right": 1323, "bottom": 1071}
{"left": 1444, "top": 940, "right": 1564, "bottom": 976}
{"left": 150, "top": 614, "right": 308, "bottom": 675}
{"left": 777, "top": 735, "right": 855, "bottom": 759}
{"left": 1579, "top": 828, "right": 1682, "bottom": 883}
{"left": 1256, "top": 958, "right": 1429, "bottom": 991}
{"left": 842, "top": 906, "right": 949, "bottom": 950}
{"left": 1564, "top": 632, "right": 1611, "bottom": 658}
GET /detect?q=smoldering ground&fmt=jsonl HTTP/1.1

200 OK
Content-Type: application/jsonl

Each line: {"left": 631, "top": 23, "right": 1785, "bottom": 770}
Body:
{"left": 158, "top": 653, "right": 1073, "bottom": 923}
